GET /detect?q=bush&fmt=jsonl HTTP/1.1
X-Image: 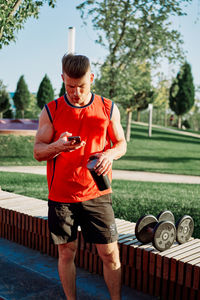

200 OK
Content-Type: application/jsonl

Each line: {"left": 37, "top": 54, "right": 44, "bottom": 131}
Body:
{"left": 182, "top": 119, "right": 190, "bottom": 129}
{"left": 0, "top": 135, "right": 45, "bottom": 166}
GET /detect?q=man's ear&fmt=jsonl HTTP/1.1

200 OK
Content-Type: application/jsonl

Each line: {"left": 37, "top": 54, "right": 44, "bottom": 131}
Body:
{"left": 90, "top": 73, "right": 94, "bottom": 83}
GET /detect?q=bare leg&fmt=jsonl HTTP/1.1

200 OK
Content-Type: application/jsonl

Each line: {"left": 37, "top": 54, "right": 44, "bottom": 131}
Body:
{"left": 96, "top": 241, "right": 121, "bottom": 300}
{"left": 58, "top": 240, "right": 77, "bottom": 300}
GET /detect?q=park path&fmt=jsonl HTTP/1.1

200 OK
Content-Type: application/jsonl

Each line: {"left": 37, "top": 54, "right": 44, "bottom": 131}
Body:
{"left": 0, "top": 165, "right": 200, "bottom": 184}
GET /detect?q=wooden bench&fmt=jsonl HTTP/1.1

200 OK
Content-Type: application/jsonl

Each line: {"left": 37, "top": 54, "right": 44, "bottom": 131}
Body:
{"left": 0, "top": 189, "right": 199, "bottom": 300}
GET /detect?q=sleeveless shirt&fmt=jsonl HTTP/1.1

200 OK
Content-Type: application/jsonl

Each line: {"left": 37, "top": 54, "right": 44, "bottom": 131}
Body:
{"left": 45, "top": 93, "right": 114, "bottom": 203}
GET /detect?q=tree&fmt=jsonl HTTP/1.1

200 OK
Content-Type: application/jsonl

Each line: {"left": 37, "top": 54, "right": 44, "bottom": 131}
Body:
{"left": 37, "top": 74, "right": 54, "bottom": 109}
{"left": 0, "top": 0, "right": 56, "bottom": 49}
{"left": 24, "top": 93, "right": 41, "bottom": 118}
{"left": 77, "top": 0, "right": 190, "bottom": 97}
{"left": 77, "top": 0, "right": 191, "bottom": 140}
{"left": 13, "top": 75, "right": 30, "bottom": 118}
{"left": 187, "top": 98, "right": 200, "bottom": 131}
{"left": 3, "top": 107, "right": 14, "bottom": 118}
{"left": 94, "top": 60, "right": 154, "bottom": 140}
{"left": 153, "top": 78, "right": 171, "bottom": 126}
{"left": 0, "top": 80, "right": 10, "bottom": 118}
{"left": 59, "top": 82, "right": 65, "bottom": 97}
{"left": 169, "top": 62, "right": 195, "bottom": 128}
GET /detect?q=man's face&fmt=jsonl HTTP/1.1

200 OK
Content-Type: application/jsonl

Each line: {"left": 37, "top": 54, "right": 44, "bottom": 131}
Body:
{"left": 62, "top": 70, "right": 94, "bottom": 106}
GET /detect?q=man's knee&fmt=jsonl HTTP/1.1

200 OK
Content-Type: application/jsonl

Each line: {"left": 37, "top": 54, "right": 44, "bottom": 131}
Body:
{"left": 96, "top": 242, "right": 121, "bottom": 269}
{"left": 58, "top": 240, "right": 78, "bottom": 261}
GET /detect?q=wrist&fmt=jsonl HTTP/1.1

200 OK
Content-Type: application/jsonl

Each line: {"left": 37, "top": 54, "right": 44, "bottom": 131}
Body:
{"left": 48, "top": 141, "right": 62, "bottom": 157}
{"left": 103, "top": 150, "right": 114, "bottom": 162}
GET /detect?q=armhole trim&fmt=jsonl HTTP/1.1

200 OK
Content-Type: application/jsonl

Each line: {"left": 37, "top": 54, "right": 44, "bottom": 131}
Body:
{"left": 45, "top": 104, "right": 53, "bottom": 123}
{"left": 55, "top": 99, "right": 58, "bottom": 110}
{"left": 101, "top": 96, "right": 114, "bottom": 120}
{"left": 110, "top": 101, "right": 114, "bottom": 120}
{"left": 101, "top": 96, "right": 105, "bottom": 105}
{"left": 50, "top": 157, "right": 56, "bottom": 191}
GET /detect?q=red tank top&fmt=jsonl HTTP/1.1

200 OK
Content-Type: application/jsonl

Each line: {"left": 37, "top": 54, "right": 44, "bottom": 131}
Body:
{"left": 45, "top": 93, "right": 114, "bottom": 203}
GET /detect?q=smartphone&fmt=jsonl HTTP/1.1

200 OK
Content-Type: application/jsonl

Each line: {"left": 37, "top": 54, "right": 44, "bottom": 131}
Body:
{"left": 68, "top": 136, "right": 81, "bottom": 144}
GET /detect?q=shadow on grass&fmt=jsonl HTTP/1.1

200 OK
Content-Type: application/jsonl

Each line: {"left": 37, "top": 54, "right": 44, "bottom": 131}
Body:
{"left": 131, "top": 133, "right": 200, "bottom": 145}
{"left": 121, "top": 156, "right": 199, "bottom": 163}
{"left": 131, "top": 126, "right": 200, "bottom": 145}
{"left": 0, "top": 156, "right": 33, "bottom": 158}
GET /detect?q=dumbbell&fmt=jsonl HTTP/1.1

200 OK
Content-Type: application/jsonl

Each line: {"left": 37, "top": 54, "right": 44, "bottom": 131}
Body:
{"left": 157, "top": 210, "right": 175, "bottom": 224}
{"left": 135, "top": 214, "right": 176, "bottom": 252}
{"left": 157, "top": 210, "right": 194, "bottom": 244}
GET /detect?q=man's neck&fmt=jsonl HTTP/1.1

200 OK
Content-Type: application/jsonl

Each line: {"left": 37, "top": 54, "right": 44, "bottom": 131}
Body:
{"left": 67, "top": 92, "right": 92, "bottom": 107}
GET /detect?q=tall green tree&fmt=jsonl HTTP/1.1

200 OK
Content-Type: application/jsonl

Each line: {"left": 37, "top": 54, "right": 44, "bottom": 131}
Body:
{"left": 37, "top": 74, "right": 54, "bottom": 109}
{"left": 0, "top": 0, "right": 56, "bottom": 49}
{"left": 13, "top": 75, "right": 30, "bottom": 118}
{"left": 0, "top": 80, "right": 11, "bottom": 118}
{"left": 169, "top": 62, "right": 195, "bottom": 128}
{"left": 3, "top": 107, "right": 14, "bottom": 118}
{"left": 59, "top": 82, "right": 65, "bottom": 97}
{"left": 24, "top": 93, "right": 41, "bottom": 119}
{"left": 77, "top": 0, "right": 191, "bottom": 140}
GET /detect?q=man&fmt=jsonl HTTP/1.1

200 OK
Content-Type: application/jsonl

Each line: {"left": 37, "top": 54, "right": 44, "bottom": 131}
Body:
{"left": 34, "top": 54, "right": 127, "bottom": 300}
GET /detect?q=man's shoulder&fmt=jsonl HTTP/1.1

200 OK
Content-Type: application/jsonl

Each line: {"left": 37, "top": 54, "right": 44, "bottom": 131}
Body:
{"left": 46, "top": 95, "right": 64, "bottom": 107}
{"left": 94, "top": 93, "right": 113, "bottom": 104}
{"left": 93, "top": 94, "right": 114, "bottom": 119}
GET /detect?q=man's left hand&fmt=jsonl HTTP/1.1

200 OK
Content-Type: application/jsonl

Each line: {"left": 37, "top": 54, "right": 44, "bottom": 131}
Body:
{"left": 93, "top": 153, "right": 113, "bottom": 176}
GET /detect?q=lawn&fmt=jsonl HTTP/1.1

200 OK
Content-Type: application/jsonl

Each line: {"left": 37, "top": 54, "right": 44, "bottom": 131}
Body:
{"left": 113, "top": 123, "right": 200, "bottom": 176}
{"left": 0, "top": 123, "right": 200, "bottom": 175}
{"left": 0, "top": 171, "right": 200, "bottom": 238}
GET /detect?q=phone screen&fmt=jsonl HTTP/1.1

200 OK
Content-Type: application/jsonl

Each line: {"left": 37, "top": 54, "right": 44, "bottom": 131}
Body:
{"left": 68, "top": 136, "right": 81, "bottom": 144}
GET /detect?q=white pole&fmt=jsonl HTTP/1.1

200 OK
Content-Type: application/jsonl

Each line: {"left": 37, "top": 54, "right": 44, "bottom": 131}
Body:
{"left": 68, "top": 26, "right": 75, "bottom": 54}
{"left": 148, "top": 103, "right": 153, "bottom": 137}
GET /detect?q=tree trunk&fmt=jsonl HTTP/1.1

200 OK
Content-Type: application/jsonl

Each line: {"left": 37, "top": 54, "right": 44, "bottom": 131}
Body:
{"left": 178, "top": 115, "right": 182, "bottom": 129}
{"left": 125, "top": 110, "right": 132, "bottom": 142}
{"left": 0, "top": 112, "right": 3, "bottom": 119}
{"left": 108, "top": 56, "right": 117, "bottom": 99}
{"left": 156, "top": 108, "right": 159, "bottom": 124}
{"left": 21, "top": 110, "right": 24, "bottom": 119}
{"left": 137, "top": 109, "right": 140, "bottom": 122}
{"left": 164, "top": 110, "right": 167, "bottom": 127}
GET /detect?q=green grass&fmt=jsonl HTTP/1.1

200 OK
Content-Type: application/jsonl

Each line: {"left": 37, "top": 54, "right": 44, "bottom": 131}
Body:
{"left": 113, "top": 124, "right": 200, "bottom": 176}
{"left": 1, "top": 125, "right": 200, "bottom": 175}
{"left": 0, "top": 135, "right": 45, "bottom": 166}
{"left": 0, "top": 172, "right": 200, "bottom": 238}
{"left": 0, "top": 172, "right": 48, "bottom": 200}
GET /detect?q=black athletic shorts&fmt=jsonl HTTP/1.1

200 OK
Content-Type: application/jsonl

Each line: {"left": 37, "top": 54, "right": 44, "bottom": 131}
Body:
{"left": 48, "top": 194, "right": 118, "bottom": 245}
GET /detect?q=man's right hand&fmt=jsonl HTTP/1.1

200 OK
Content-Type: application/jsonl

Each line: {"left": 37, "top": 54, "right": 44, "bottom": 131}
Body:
{"left": 34, "top": 108, "right": 85, "bottom": 161}
{"left": 58, "top": 132, "right": 85, "bottom": 153}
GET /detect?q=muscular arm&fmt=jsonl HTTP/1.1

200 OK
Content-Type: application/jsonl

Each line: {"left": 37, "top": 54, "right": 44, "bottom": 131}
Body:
{"left": 34, "top": 108, "right": 85, "bottom": 162}
{"left": 94, "top": 103, "right": 127, "bottom": 175}
{"left": 105, "top": 103, "right": 127, "bottom": 160}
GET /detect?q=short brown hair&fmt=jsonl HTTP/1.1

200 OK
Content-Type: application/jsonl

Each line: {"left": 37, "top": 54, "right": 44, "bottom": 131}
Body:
{"left": 62, "top": 54, "right": 90, "bottom": 78}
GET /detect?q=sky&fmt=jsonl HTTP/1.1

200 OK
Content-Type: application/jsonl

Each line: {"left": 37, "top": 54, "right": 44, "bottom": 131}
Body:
{"left": 0, "top": 0, "right": 200, "bottom": 96}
